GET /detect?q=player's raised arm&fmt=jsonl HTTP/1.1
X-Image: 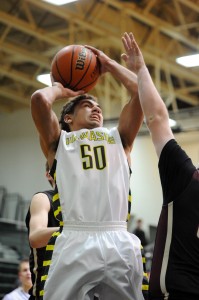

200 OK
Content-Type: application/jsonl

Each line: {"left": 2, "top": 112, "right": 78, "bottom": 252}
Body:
{"left": 122, "top": 32, "right": 174, "bottom": 157}
{"left": 85, "top": 45, "right": 143, "bottom": 162}
{"left": 31, "top": 81, "right": 84, "bottom": 164}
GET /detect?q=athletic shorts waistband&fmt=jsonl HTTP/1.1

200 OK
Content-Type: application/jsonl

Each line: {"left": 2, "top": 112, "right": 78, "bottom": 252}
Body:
{"left": 62, "top": 221, "right": 127, "bottom": 231}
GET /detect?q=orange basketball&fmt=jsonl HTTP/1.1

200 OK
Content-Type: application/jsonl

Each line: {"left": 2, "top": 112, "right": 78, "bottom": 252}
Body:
{"left": 51, "top": 45, "right": 100, "bottom": 92}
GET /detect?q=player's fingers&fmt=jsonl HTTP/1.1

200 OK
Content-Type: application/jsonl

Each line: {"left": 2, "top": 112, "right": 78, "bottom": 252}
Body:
{"left": 129, "top": 33, "right": 140, "bottom": 55}
{"left": 122, "top": 32, "right": 132, "bottom": 50}
{"left": 63, "top": 89, "right": 85, "bottom": 98}
{"left": 84, "top": 45, "right": 99, "bottom": 55}
{"left": 121, "top": 36, "right": 128, "bottom": 52}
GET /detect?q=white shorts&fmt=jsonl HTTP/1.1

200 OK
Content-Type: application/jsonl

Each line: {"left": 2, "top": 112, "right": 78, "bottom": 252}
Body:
{"left": 43, "top": 221, "right": 144, "bottom": 300}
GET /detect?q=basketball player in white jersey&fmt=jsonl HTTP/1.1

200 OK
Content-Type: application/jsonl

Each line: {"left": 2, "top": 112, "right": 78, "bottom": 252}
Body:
{"left": 30, "top": 46, "right": 144, "bottom": 300}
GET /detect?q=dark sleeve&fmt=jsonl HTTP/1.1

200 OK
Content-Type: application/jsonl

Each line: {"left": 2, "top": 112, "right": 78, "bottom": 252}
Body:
{"left": 158, "top": 139, "right": 196, "bottom": 204}
{"left": 49, "top": 159, "right": 57, "bottom": 180}
{"left": 44, "top": 190, "right": 60, "bottom": 227}
{"left": 25, "top": 208, "right": 30, "bottom": 231}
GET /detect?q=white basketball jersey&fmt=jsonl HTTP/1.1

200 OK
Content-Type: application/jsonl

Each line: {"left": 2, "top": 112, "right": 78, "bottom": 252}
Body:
{"left": 55, "top": 127, "right": 129, "bottom": 222}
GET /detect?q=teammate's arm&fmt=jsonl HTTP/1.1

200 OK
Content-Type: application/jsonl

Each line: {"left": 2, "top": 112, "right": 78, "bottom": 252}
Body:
{"left": 29, "top": 193, "right": 59, "bottom": 248}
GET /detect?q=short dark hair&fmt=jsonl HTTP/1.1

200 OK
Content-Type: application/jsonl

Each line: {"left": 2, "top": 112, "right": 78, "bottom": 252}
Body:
{"left": 59, "top": 94, "right": 97, "bottom": 132}
{"left": 18, "top": 258, "right": 29, "bottom": 272}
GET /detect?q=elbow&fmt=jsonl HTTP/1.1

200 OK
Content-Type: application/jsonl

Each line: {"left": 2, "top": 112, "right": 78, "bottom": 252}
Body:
{"left": 29, "top": 237, "right": 38, "bottom": 249}
{"left": 31, "top": 89, "right": 51, "bottom": 108}
{"left": 31, "top": 90, "right": 51, "bottom": 115}
{"left": 145, "top": 113, "right": 170, "bottom": 134}
{"left": 145, "top": 113, "right": 162, "bottom": 129}
{"left": 145, "top": 103, "right": 169, "bottom": 130}
{"left": 29, "top": 235, "right": 41, "bottom": 249}
{"left": 145, "top": 114, "right": 156, "bottom": 128}
{"left": 31, "top": 89, "right": 42, "bottom": 101}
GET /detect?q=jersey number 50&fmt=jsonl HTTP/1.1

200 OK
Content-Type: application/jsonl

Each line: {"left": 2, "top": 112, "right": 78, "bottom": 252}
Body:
{"left": 80, "top": 144, "right": 107, "bottom": 170}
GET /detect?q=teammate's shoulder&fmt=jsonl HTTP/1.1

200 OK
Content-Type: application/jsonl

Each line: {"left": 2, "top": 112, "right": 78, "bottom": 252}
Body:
{"left": 34, "top": 189, "right": 54, "bottom": 196}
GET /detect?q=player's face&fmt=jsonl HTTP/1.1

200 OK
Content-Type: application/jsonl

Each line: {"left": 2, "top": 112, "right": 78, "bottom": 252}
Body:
{"left": 19, "top": 261, "right": 32, "bottom": 288}
{"left": 70, "top": 99, "right": 103, "bottom": 130}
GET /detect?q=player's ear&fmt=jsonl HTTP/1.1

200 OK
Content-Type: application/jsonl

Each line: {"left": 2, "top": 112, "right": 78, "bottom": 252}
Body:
{"left": 64, "top": 114, "right": 72, "bottom": 124}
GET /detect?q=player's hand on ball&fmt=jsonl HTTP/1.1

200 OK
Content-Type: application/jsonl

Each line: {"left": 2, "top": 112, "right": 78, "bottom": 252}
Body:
{"left": 51, "top": 45, "right": 100, "bottom": 92}
{"left": 84, "top": 45, "right": 110, "bottom": 75}
{"left": 51, "top": 76, "right": 85, "bottom": 98}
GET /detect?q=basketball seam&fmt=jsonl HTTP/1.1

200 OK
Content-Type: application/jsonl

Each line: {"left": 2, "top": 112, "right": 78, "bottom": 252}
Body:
{"left": 75, "top": 76, "right": 99, "bottom": 91}
{"left": 68, "top": 45, "right": 75, "bottom": 86}
{"left": 55, "top": 54, "right": 69, "bottom": 88}
{"left": 72, "top": 49, "right": 93, "bottom": 90}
